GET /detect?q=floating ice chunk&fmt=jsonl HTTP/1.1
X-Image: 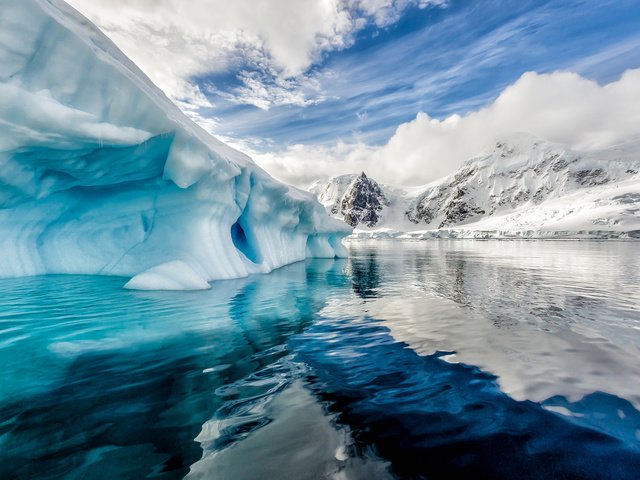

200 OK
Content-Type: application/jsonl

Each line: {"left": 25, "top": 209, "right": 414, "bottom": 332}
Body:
{"left": 124, "top": 261, "right": 211, "bottom": 291}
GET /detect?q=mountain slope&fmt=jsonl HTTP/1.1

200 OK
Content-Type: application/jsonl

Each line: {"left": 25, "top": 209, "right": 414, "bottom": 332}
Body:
{"left": 311, "top": 172, "right": 390, "bottom": 227}
{"left": 311, "top": 134, "right": 640, "bottom": 238}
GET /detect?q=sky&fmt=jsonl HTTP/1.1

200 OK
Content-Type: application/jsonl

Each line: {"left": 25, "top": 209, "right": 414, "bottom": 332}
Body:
{"left": 67, "top": 0, "right": 640, "bottom": 187}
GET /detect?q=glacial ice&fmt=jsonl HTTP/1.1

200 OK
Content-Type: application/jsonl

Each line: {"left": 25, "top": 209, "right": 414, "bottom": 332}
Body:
{"left": 0, "top": 0, "right": 350, "bottom": 289}
{"left": 124, "top": 261, "right": 211, "bottom": 291}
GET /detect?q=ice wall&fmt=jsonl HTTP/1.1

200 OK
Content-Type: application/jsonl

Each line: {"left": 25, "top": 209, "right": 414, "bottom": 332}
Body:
{"left": 0, "top": 0, "right": 350, "bottom": 289}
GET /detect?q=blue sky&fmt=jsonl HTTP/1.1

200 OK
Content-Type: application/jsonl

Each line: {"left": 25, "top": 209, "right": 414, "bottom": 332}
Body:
{"left": 191, "top": 0, "right": 640, "bottom": 150}
{"left": 71, "top": 0, "right": 640, "bottom": 185}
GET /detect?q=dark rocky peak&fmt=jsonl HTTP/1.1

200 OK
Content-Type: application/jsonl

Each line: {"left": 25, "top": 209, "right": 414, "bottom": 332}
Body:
{"left": 340, "top": 172, "right": 389, "bottom": 227}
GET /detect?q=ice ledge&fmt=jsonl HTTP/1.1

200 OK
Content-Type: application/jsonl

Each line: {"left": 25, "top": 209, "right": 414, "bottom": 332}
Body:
{"left": 124, "top": 261, "right": 211, "bottom": 291}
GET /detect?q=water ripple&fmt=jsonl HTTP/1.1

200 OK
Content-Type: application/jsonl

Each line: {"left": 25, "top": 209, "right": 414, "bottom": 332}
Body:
{"left": 0, "top": 241, "right": 639, "bottom": 478}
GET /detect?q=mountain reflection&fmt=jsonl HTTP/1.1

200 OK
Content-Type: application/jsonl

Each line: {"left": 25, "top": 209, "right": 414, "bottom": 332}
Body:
{"left": 347, "top": 251, "right": 382, "bottom": 299}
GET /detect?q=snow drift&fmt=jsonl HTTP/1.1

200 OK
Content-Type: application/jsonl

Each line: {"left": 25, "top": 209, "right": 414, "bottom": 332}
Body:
{"left": 0, "top": 0, "right": 350, "bottom": 289}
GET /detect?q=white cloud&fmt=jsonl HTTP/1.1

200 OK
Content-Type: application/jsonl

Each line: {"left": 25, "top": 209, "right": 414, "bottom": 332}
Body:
{"left": 219, "top": 70, "right": 327, "bottom": 110}
{"left": 350, "top": 0, "right": 446, "bottom": 27}
{"left": 66, "top": 0, "right": 442, "bottom": 108}
{"left": 252, "top": 69, "right": 640, "bottom": 187}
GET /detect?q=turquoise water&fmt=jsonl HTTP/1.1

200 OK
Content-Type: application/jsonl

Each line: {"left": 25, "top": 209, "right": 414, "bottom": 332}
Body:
{"left": 1, "top": 241, "right": 640, "bottom": 479}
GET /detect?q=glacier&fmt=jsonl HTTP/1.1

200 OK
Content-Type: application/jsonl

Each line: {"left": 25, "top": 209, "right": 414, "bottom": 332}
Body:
{"left": 0, "top": 0, "right": 350, "bottom": 289}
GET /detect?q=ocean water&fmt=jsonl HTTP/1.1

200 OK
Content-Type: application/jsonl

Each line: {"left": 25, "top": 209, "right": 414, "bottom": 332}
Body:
{"left": 1, "top": 240, "right": 640, "bottom": 479}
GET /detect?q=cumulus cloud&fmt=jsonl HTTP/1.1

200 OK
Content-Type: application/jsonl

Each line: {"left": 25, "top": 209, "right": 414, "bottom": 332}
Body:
{"left": 252, "top": 69, "right": 640, "bottom": 187}
{"left": 66, "top": 0, "right": 442, "bottom": 108}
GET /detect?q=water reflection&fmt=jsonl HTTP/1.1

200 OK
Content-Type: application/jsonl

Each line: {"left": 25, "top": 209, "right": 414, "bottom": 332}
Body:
{"left": 294, "top": 315, "right": 640, "bottom": 479}
{"left": 0, "top": 261, "right": 345, "bottom": 479}
{"left": 0, "top": 240, "right": 639, "bottom": 479}
{"left": 346, "top": 251, "right": 381, "bottom": 299}
{"left": 344, "top": 241, "right": 640, "bottom": 406}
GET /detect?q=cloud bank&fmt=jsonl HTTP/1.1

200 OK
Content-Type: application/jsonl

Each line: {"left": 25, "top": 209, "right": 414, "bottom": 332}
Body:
{"left": 67, "top": 0, "right": 442, "bottom": 108}
{"left": 252, "top": 68, "right": 640, "bottom": 187}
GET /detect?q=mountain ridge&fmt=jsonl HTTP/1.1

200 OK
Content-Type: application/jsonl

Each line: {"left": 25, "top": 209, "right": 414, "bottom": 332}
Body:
{"left": 310, "top": 134, "right": 640, "bottom": 238}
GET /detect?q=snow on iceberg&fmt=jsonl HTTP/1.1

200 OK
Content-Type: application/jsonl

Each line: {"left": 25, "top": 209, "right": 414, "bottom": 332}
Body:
{"left": 0, "top": 0, "right": 350, "bottom": 289}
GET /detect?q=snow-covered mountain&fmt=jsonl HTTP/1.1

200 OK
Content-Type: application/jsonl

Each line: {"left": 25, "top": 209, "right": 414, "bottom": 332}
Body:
{"left": 310, "top": 134, "right": 640, "bottom": 239}
{"left": 0, "top": 0, "right": 349, "bottom": 290}
{"left": 310, "top": 172, "right": 390, "bottom": 227}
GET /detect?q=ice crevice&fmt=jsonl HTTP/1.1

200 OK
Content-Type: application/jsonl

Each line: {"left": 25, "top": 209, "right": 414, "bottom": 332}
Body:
{"left": 0, "top": 0, "right": 351, "bottom": 290}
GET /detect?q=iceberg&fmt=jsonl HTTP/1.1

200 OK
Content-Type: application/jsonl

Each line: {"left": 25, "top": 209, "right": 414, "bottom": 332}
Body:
{"left": 0, "top": 0, "right": 350, "bottom": 289}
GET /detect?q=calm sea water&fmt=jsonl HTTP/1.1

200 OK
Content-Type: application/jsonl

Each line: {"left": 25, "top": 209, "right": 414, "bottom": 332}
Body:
{"left": 1, "top": 240, "right": 640, "bottom": 479}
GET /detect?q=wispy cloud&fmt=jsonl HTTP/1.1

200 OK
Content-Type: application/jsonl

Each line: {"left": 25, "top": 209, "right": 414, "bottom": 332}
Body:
{"left": 567, "top": 35, "right": 640, "bottom": 81}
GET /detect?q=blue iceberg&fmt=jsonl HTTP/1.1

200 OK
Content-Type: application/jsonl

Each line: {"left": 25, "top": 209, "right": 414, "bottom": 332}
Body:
{"left": 0, "top": 0, "right": 350, "bottom": 289}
